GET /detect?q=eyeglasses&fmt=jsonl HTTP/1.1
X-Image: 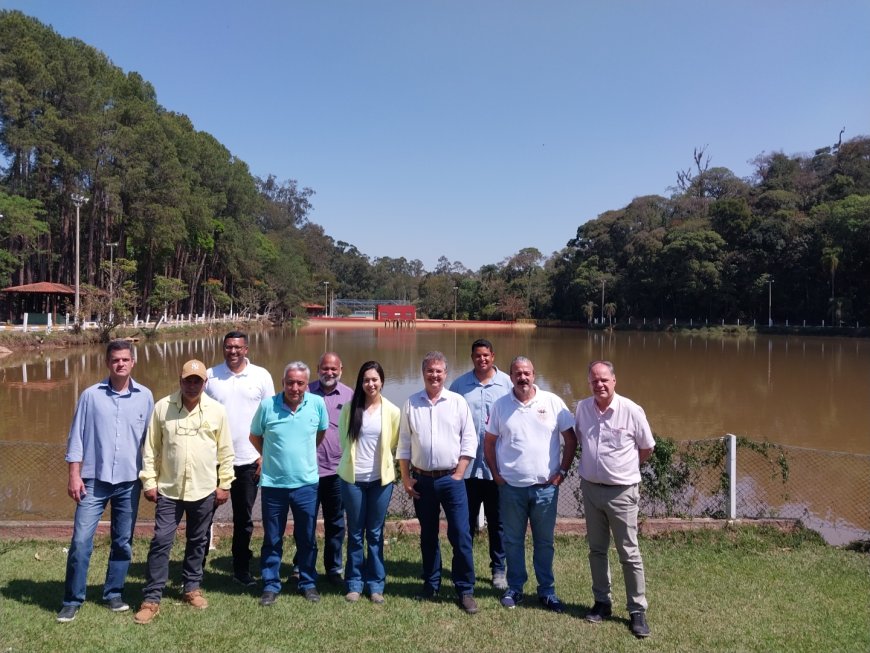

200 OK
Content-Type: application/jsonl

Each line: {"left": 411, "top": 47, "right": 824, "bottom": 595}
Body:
{"left": 175, "top": 411, "right": 204, "bottom": 437}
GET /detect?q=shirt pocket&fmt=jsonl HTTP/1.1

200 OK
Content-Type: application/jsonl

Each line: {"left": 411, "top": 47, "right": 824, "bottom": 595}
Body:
{"left": 602, "top": 426, "right": 628, "bottom": 448}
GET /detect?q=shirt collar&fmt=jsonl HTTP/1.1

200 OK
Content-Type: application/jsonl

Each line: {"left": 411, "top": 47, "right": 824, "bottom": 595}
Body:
{"left": 98, "top": 376, "right": 139, "bottom": 395}
{"left": 510, "top": 384, "right": 540, "bottom": 406}
{"left": 225, "top": 358, "right": 252, "bottom": 376}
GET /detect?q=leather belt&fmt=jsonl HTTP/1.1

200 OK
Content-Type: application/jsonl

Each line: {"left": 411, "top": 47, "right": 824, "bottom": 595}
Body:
{"left": 412, "top": 467, "right": 456, "bottom": 478}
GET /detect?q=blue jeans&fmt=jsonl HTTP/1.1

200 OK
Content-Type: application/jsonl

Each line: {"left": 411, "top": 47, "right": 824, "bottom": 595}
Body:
{"left": 499, "top": 483, "right": 558, "bottom": 598}
{"left": 412, "top": 473, "right": 475, "bottom": 595}
{"left": 341, "top": 479, "right": 393, "bottom": 594}
{"left": 260, "top": 484, "right": 318, "bottom": 594}
{"left": 63, "top": 479, "right": 140, "bottom": 607}
{"left": 294, "top": 474, "right": 344, "bottom": 576}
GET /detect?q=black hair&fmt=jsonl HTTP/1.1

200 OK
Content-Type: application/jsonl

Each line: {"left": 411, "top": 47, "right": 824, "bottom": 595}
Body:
{"left": 105, "top": 339, "right": 133, "bottom": 359}
{"left": 223, "top": 331, "right": 248, "bottom": 344}
{"left": 347, "top": 361, "right": 385, "bottom": 442}
{"left": 471, "top": 338, "right": 494, "bottom": 353}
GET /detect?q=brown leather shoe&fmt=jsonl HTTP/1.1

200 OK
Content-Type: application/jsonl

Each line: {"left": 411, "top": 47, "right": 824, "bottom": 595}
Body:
{"left": 133, "top": 602, "right": 160, "bottom": 625}
{"left": 182, "top": 589, "right": 208, "bottom": 609}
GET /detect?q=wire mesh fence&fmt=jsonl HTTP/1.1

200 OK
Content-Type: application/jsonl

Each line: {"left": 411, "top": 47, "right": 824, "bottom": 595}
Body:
{"left": 3, "top": 437, "right": 867, "bottom": 546}
{"left": 384, "top": 436, "right": 870, "bottom": 546}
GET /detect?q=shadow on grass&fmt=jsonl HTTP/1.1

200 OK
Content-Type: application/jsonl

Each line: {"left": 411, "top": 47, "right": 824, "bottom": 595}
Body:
{"left": 2, "top": 578, "right": 65, "bottom": 614}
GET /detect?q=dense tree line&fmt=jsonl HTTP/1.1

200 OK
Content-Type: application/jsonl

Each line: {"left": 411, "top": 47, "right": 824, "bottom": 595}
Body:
{"left": 2, "top": 11, "right": 868, "bottom": 327}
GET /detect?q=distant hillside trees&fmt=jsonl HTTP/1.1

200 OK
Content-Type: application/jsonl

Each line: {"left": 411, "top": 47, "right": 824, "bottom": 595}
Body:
{"left": 2, "top": 11, "right": 868, "bottom": 326}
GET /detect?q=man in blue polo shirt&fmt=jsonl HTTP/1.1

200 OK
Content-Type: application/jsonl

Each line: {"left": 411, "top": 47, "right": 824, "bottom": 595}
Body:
{"left": 250, "top": 361, "right": 328, "bottom": 607}
{"left": 57, "top": 340, "right": 154, "bottom": 622}
{"left": 449, "top": 338, "right": 512, "bottom": 591}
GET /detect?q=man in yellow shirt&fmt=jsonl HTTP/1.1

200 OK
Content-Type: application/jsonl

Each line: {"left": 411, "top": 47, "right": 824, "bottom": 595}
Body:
{"left": 133, "top": 360, "right": 234, "bottom": 625}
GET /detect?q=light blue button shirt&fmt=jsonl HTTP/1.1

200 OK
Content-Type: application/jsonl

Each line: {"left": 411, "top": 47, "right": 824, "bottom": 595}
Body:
{"left": 65, "top": 377, "right": 154, "bottom": 484}
{"left": 449, "top": 368, "right": 512, "bottom": 479}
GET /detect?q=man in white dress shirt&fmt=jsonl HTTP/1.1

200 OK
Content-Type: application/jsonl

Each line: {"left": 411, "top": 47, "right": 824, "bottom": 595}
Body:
{"left": 398, "top": 351, "right": 479, "bottom": 614}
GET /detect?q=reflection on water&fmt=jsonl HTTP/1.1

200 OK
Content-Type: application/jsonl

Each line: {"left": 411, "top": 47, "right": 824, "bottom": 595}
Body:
{"left": 1, "top": 327, "right": 868, "bottom": 535}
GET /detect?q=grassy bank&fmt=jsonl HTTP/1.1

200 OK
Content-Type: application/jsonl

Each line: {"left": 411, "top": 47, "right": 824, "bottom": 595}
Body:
{"left": 1, "top": 526, "right": 867, "bottom": 653}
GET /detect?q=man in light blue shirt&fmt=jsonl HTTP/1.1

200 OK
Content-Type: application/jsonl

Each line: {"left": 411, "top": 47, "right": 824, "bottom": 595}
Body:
{"left": 449, "top": 338, "right": 512, "bottom": 590}
{"left": 250, "top": 361, "right": 328, "bottom": 607}
{"left": 57, "top": 340, "right": 154, "bottom": 623}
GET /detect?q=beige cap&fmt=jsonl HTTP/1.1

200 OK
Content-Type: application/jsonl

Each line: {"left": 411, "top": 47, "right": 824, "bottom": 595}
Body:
{"left": 181, "top": 359, "right": 207, "bottom": 380}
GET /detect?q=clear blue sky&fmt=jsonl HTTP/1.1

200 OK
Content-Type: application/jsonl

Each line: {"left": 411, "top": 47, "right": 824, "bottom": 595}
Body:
{"left": 3, "top": 1, "right": 869, "bottom": 271}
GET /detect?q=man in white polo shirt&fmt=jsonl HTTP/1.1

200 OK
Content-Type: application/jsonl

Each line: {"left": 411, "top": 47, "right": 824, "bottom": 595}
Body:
{"left": 575, "top": 360, "right": 655, "bottom": 639}
{"left": 484, "top": 356, "right": 576, "bottom": 614}
{"left": 206, "top": 331, "right": 275, "bottom": 586}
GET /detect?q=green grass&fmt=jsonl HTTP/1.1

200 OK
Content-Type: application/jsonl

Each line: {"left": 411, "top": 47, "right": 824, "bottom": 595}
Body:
{"left": 1, "top": 526, "right": 867, "bottom": 653}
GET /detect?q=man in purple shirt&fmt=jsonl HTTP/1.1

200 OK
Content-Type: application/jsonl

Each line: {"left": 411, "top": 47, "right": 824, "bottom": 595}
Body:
{"left": 57, "top": 340, "right": 154, "bottom": 622}
{"left": 291, "top": 352, "right": 352, "bottom": 583}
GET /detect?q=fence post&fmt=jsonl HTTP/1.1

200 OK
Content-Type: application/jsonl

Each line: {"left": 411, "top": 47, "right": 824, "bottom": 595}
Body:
{"left": 726, "top": 434, "right": 737, "bottom": 520}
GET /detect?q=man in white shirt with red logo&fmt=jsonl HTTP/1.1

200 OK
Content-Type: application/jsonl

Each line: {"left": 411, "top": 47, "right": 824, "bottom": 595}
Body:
{"left": 574, "top": 360, "right": 655, "bottom": 639}
{"left": 484, "top": 356, "right": 577, "bottom": 614}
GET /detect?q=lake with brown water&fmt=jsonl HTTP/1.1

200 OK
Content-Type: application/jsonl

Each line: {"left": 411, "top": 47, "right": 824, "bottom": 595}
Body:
{"left": 1, "top": 325, "right": 868, "bottom": 535}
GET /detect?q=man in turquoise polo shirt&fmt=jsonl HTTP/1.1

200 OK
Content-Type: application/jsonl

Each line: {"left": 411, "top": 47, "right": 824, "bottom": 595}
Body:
{"left": 250, "top": 361, "right": 328, "bottom": 607}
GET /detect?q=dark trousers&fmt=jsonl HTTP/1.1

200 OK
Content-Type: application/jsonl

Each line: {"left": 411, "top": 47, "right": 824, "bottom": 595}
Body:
{"left": 465, "top": 477, "right": 505, "bottom": 573}
{"left": 293, "top": 474, "right": 344, "bottom": 575}
{"left": 142, "top": 492, "right": 215, "bottom": 603}
{"left": 230, "top": 462, "right": 259, "bottom": 575}
{"left": 413, "top": 473, "right": 475, "bottom": 596}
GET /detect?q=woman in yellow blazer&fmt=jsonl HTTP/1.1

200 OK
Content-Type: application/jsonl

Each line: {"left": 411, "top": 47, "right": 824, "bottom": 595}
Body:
{"left": 337, "top": 361, "right": 400, "bottom": 604}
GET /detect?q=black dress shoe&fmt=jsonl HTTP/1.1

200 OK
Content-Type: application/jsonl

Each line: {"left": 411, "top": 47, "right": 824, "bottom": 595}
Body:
{"left": 414, "top": 584, "right": 439, "bottom": 601}
{"left": 585, "top": 601, "right": 612, "bottom": 623}
{"left": 233, "top": 572, "right": 257, "bottom": 587}
{"left": 630, "top": 611, "right": 651, "bottom": 638}
{"left": 259, "top": 591, "right": 278, "bottom": 607}
{"left": 302, "top": 587, "right": 321, "bottom": 603}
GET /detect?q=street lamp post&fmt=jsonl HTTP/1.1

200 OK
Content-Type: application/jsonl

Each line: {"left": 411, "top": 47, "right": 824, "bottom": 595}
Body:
{"left": 107, "top": 242, "right": 119, "bottom": 322}
{"left": 70, "top": 193, "right": 89, "bottom": 327}
{"left": 453, "top": 286, "right": 458, "bottom": 321}
{"left": 767, "top": 278, "right": 774, "bottom": 327}
{"left": 323, "top": 281, "right": 329, "bottom": 317}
